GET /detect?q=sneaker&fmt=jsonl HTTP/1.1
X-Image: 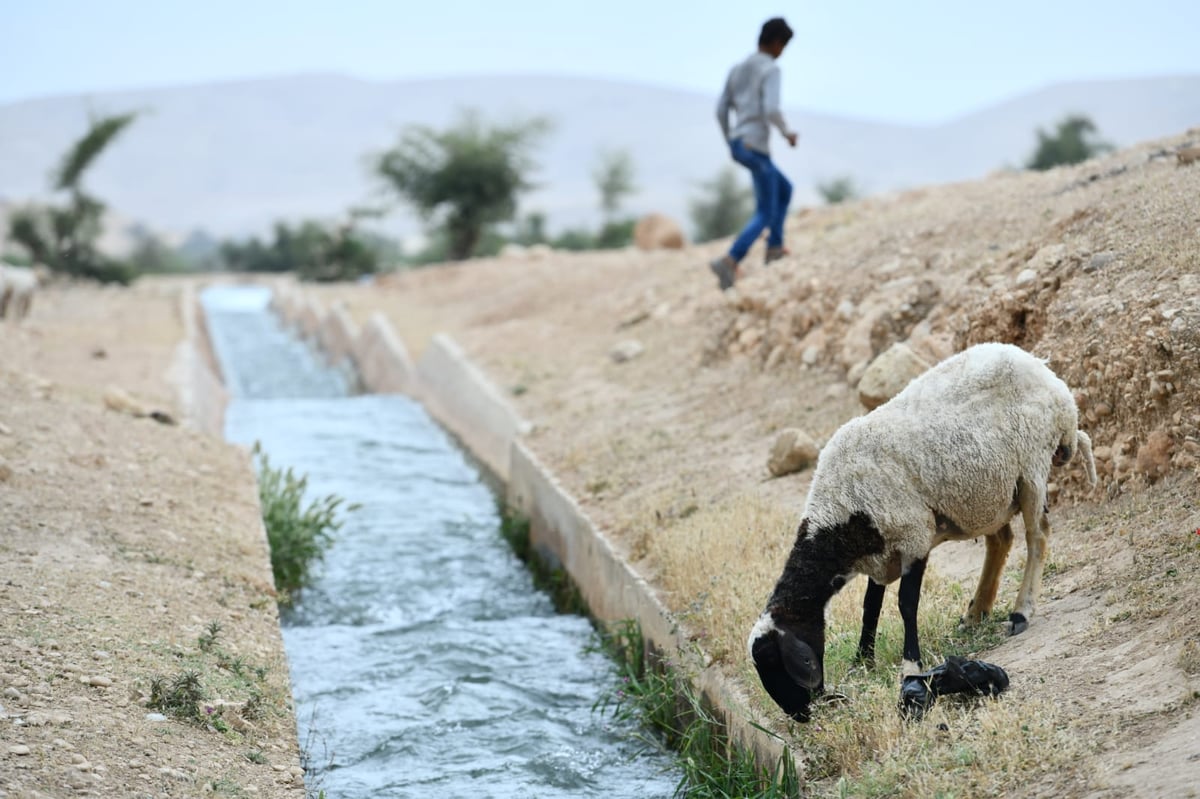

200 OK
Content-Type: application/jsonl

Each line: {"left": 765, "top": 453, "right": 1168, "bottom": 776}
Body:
{"left": 764, "top": 246, "right": 790, "bottom": 265}
{"left": 709, "top": 255, "right": 737, "bottom": 291}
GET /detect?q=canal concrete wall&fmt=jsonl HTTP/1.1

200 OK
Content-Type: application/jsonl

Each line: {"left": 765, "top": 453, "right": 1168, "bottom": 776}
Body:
{"left": 264, "top": 282, "right": 787, "bottom": 773}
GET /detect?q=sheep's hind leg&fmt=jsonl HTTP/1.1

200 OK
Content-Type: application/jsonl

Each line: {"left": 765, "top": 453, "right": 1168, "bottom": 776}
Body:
{"left": 898, "top": 557, "right": 927, "bottom": 676}
{"left": 855, "top": 579, "right": 886, "bottom": 666}
{"left": 1011, "top": 496, "right": 1051, "bottom": 635}
{"left": 965, "top": 523, "right": 1014, "bottom": 625}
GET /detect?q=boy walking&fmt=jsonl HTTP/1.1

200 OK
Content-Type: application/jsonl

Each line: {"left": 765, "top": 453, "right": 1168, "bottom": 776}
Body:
{"left": 710, "top": 17, "right": 798, "bottom": 291}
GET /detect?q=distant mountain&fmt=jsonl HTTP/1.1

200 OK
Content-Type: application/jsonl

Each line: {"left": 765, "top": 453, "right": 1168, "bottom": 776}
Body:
{"left": 1, "top": 73, "right": 1197, "bottom": 240}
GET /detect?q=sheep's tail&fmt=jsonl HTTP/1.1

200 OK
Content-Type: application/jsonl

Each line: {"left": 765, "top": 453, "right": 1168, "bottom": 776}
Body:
{"left": 1076, "top": 430, "right": 1098, "bottom": 487}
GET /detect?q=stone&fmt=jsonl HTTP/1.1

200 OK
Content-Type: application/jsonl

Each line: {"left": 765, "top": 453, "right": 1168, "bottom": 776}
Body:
{"left": 632, "top": 213, "right": 686, "bottom": 250}
{"left": 1085, "top": 252, "right": 1117, "bottom": 273}
{"left": 768, "top": 428, "right": 820, "bottom": 477}
{"left": 857, "top": 343, "right": 932, "bottom": 410}
{"left": 84, "top": 675, "right": 112, "bottom": 687}
{"left": 1015, "top": 268, "right": 1038, "bottom": 286}
{"left": 9, "top": 744, "right": 31, "bottom": 755}
{"left": 609, "top": 340, "right": 644, "bottom": 363}
{"left": 1135, "top": 431, "right": 1173, "bottom": 482}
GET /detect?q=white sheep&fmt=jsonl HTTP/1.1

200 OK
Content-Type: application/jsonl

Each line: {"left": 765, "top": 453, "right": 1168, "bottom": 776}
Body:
{"left": 0, "top": 263, "right": 38, "bottom": 321}
{"left": 748, "top": 342, "right": 1096, "bottom": 721}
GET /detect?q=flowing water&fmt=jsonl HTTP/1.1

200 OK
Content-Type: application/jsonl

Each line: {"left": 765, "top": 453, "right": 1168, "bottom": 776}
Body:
{"left": 201, "top": 285, "right": 678, "bottom": 798}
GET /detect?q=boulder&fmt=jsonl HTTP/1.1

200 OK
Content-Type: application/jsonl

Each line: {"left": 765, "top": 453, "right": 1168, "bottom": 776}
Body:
{"left": 768, "top": 428, "right": 820, "bottom": 477}
{"left": 633, "top": 213, "right": 686, "bottom": 251}
{"left": 857, "top": 343, "right": 931, "bottom": 410}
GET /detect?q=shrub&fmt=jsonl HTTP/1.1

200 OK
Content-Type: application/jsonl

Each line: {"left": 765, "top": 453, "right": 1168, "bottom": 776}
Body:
{"left": 254, "top": 444, "right": 355, "bottom": 604}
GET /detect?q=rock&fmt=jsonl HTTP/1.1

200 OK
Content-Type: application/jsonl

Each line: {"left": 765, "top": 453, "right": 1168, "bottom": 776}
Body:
{"left": 1028, "top": 243, "right": 1066, "bottom": 272}
{"left": 1177, "top": 146, "right": 1200, "bottom": 166}
{"left": 84, "top": 675, "right": 112, "bottom": 687}
{"left": 846, "top": 360, "right": 869, "bottom": 387}
{"left": 633, "top": 213, "right": 686, "bottom": 250}
{"left": 1015, "top": 269, "right": 1038, "bottom": 286}
{"left": 145, "top": 712, "right": 168, "bottom": 722}
{"left": 0, "top": 463, "right": 12, "bottom": 483}
{"left": 801, "top": 346, "right": 820, "bottom": 366}
{"left": 103, "top": 386, "right": 151, "bottom": 417}
{"left": 9, "top": 744, "right": 31, "bottom": 756}
{"left": 857, "top": 343, "right": 932, "bottom": 410}
{"left": 1085, "top": 252, "right": 1117, "bottom": 273}
{"left": 0, "top": 421, "right": 11, "bottom": 435}
{"left": 1135, "top": 431, "right": 1173, "bottom": 482}
{"left": 609, "top": 340, "right": 644, "bottom": 363}
{"left": 768, "top": 428, "right": 820, "bottom": 477}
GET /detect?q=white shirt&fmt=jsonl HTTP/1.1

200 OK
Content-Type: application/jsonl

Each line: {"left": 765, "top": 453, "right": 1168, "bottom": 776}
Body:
{"left": 716, "top": 51, "right": 794, "bottom": 154}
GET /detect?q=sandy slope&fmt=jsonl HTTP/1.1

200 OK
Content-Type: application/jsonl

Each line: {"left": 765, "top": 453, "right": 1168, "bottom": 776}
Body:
{"left": 308, "top": 129, "right": 1200, "bottom": 796}
{"left": 0, "top": 282, "right": 303, "bottom": 798}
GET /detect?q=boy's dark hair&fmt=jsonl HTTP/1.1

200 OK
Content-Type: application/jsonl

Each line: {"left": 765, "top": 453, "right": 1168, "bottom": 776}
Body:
{"left": 759, "top": 17, "right": 794, "bottom": 47}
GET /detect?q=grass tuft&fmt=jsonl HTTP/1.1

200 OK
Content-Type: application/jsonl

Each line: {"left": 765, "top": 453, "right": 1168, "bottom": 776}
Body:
{"left": 597, "top": 619, "right": 802, "bottom": 798}
{"left": 254, "top": 442, "right": 357, "bottom": 605}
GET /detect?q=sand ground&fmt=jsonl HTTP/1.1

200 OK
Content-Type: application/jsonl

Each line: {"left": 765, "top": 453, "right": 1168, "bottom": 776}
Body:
{"left": 1, "top": 281, "right": 304, "bottom": 798}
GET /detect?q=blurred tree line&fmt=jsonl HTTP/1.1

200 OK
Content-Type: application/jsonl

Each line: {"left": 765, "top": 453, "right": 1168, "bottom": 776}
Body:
{"left": 4, "top": 108, "right": 1116, "bottom": 283}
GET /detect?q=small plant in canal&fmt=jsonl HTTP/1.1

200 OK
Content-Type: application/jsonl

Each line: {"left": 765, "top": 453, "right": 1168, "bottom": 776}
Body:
{"left": 254, "top": 442, "right": 357, "bottom": 605}
{"left": 597, "top": 619, "right": 802, "bottom": 798}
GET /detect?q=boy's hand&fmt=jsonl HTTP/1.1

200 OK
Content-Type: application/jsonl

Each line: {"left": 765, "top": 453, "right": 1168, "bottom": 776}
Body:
{"left": 786, "top": 132, "right": 799, "bottom": 147}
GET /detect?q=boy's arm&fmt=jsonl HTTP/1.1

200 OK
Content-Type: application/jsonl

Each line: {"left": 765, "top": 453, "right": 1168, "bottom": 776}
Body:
{"left": 716, "top": 76, "right": 733, "bottom": 141}
{"left": 763, "top": 67, "right": 798, "bottom": 144}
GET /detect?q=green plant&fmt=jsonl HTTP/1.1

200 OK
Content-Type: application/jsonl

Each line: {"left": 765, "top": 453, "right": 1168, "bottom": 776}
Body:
{"left": 198, "top": 620, "right": 222, "bottom": 652}
{"left": 597, "top": 620, "right": 802, "bottom": 798}
{"left": 498, "top": 509, "right": 587, "bottom": 614}
{"left": 376, "top": 110, "right": 551, "bottom": 260}
{"left": 255, "top": 443, "right": 356, "bottom": 604}
{"left": 593, "top": 148, "right": 638, "bottom": 220}
{"left": 816, "top": 176, "right": 860, "bottom": 205}
{"left": 1026, "top": 114, "right": 1113, "bottom": 171}
{"left": 6, "top": 111, "right": 139, "bottom": 284}
{"left": 689, "top": 167, "right": 754, "bottom": 242}
{"left": 148, "top": 670, "right": 206, "bottom": 721}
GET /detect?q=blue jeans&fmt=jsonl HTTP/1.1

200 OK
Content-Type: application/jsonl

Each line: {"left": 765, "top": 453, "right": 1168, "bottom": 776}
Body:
{"left": 727, "top": 138, "right": 792, "bottom": 262}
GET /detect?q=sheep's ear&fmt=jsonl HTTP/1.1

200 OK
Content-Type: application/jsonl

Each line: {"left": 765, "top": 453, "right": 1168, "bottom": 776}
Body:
{"left": 778, "top": 633, "right": 820, "bottom": 690}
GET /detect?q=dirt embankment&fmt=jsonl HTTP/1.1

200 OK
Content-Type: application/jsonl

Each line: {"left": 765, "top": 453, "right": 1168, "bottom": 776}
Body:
{"left": 1, "top": 282, "right": 303, "bottom": 798}
{"left": 305, "top": 130, "right": 1200, "bottom": 797}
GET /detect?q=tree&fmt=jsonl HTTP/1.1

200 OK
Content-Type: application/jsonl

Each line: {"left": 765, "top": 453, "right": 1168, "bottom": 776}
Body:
{"left": 6, "top": 111, "right": 139, "bottom": 283}
{"left": 220, "top": 220, "right": 381, "bottom": 282}
{"left": 689, "top": 167, "right": 753, "bottom": 243}
{"left": 1026, "top": 114, "right": 1113, "bottom": 171}
{"left": 593, "top": 149, "right": 637, "bottom": 220}
{"left": 816, "top": 176, "right": 859, "bottom": 205}
{"left": 375, "top": 111, "right": 550, "bottom": 261}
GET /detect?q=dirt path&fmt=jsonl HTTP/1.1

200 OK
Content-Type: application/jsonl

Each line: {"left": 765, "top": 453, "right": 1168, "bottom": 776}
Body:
{"left": 305, "top": 130, "right": 1200, "bottom": 797}
{"left": 1, "top": 281, "right": 303, "bottom": 798}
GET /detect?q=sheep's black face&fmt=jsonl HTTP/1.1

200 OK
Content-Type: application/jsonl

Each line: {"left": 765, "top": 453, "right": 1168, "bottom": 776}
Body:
{"left": 750, "top": 625, "right": 821, "bottom": 722}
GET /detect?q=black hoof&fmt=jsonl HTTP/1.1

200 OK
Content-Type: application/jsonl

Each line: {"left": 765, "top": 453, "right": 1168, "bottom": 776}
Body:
{"left": 1008, "top": 612, "right": 1028, "bottom": 635}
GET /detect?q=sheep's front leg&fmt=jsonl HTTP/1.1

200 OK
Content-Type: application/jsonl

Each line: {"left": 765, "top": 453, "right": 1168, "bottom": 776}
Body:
{"left": 1011, "top": 500, "right": 1051, "bottom": 635}
{"left": 855, "top": 579, "right": 886, "bottom": 666}
{"left": 965, "top": 523, "right": 1014, "bottom": 625}
{"left": 898, "top": 557, "right": 927, "bottom": 676}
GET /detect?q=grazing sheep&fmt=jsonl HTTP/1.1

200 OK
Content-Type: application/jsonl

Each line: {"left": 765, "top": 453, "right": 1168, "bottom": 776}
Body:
{"left": 749, "top": 342, "right": 1096, "bottom": 721}
{"left": 0, "top": 263, "right": 38, "bottom": 321}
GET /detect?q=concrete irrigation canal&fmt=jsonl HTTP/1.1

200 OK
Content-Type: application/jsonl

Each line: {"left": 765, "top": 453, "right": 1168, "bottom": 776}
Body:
{"left": 201, "top": 285, "right": 679, "bottom": 797}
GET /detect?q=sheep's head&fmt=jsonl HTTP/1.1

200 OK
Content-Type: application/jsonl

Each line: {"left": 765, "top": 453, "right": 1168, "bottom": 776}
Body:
{"left": 748, "top": 612, "right": 821, "bottom": 722}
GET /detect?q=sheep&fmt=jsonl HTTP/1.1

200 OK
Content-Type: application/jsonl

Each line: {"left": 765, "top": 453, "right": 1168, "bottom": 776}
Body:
{"left": 0, "top": 263, "right": 37, "bottom": 321}
{"left": 748, "top": 342, "right": 1097, "bottom": 721}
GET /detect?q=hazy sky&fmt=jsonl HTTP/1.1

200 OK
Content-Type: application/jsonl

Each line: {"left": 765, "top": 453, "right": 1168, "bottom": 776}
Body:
{"left": 3, "top": 0, "right": 1198, "bottom": 124}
